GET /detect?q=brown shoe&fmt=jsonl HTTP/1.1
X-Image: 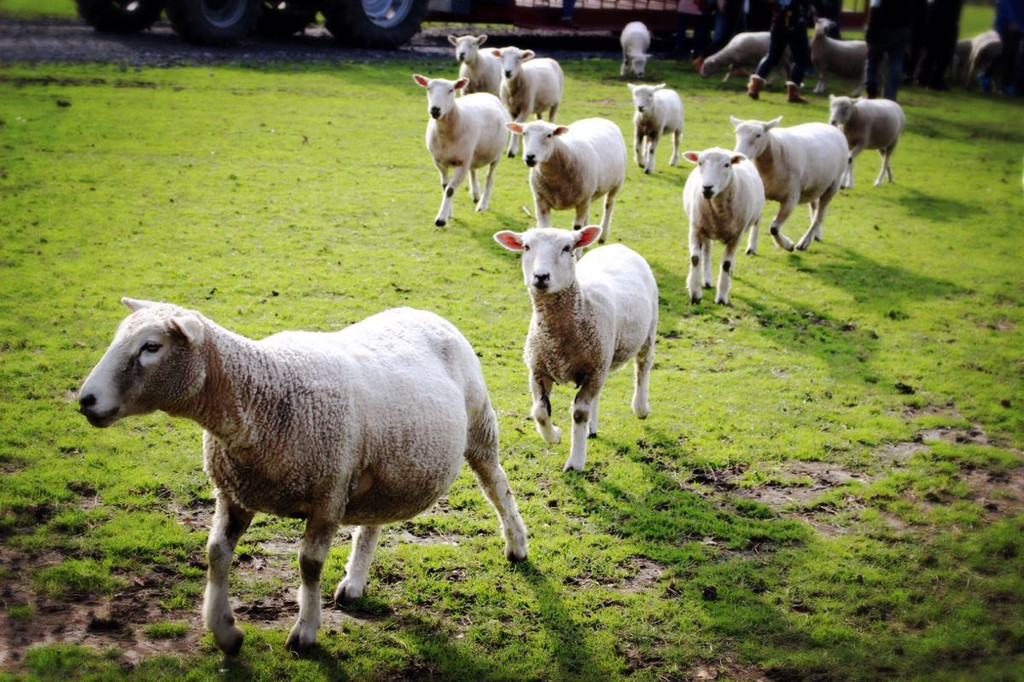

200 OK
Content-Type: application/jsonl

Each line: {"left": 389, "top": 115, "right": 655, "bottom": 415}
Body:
{"left": 692, "top": 56, "right": 705, "bottom": 72}
{"left": 746, "top": 74, "right": 765, "bottom": 100}
{"left": 786, "top": 81, "right": 808, "bottom": 104}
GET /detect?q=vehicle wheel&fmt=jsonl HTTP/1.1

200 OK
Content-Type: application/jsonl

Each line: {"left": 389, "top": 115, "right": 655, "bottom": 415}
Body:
{"left": 256, "top": 0, "right": 319, "bottom": 37}
{"left": 322, "top": 0, "right": 427, "bottom": 49}
{"left": 75, "top": 0, "right": 165, "bottom": 34}
{"left": 166, "top": 0, "right": 261, "bottom": 46}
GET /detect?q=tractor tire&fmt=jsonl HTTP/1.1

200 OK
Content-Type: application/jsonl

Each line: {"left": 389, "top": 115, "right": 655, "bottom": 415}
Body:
{"left": 166, "top": 0, "right": 261, "bottom": 46}
{"left": 256, "top": 0, "right": 319, "bottom": 37}
{"left": 75, "top": 0, "right": 165, "bottom": 34}
{"left": 322, "top": 0, "right": 427, "bottom": 49}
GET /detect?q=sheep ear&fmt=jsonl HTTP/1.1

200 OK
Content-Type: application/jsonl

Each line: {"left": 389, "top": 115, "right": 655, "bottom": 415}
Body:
{"left": 731, "top": 153, "right": 747, "bottom": 165}
{"left": 413, "top": 74, "right": 429, "bottom": 88}
{"left": 574, "top": 226, "right": 603, "bottom": 250}
{"left": 521, "top": 50, "right": 535, "bottom": 61}
{"left": 729, "top": 115, "right": 743, "bottom": 128}
{"left": 447, "top": 35, "right": 458, "bottom": 46}
{"left": 170, "top": 314, "right": 205, "bottom": 345}
{"left": 682, "top": 151, "right": 700, "bottom": 164}
{"left": 477, "top": 34, "right": 487, "bottom": 46}
{"left": 122, "top": 297, "right": 155, "bottom": 312}
{"left": 765, "top": 116, "right": 782, "bottom": 129}
{"left": 627, "top": 83, "right": 637, "bottom": 92}
{"left": 454, "top": 78, "right": 469, "bottom": 90}
{"left": 507, "top": 122, "right": 524, "bottom": 134}
{"left": 494, "top": 231, "right": 526, "bottom": 251}
{"left": 553, "top": 126, "right": 570, "bottom": 136}
{"left": 652, "top": 82, "right": 665, "bottom": 90}
{"left": 490, "top": 49, "right": 502, "bottom": 57}
{"left": 829, "top": 94, "right": 835, "bottom": 102}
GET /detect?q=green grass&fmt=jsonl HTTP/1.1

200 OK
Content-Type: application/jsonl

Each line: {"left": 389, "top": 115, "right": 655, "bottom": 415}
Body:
{"left": 1, "top": 51, "right": 1022, "bottom": 681}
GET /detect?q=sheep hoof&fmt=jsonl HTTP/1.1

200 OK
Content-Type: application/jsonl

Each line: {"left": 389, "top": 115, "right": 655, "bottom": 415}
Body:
{"left": 334, "top": 580, "right": 365, "bottom": 605}
{"left": 285, "top": 629, "right": 315, "bottom": 656}
{"left": 506, "top": 546, "right": 529, "bottom": 563}
{"left": 507, "top": 152, "right": 516, "bottom": 158}
{"left": 644, "top": 168, "right": 652, "bottom": 175}
{"left": 795, "top": 241, "right": 810, "bottom": 251}
{"left": 435, "top": 219, "right": 446, "bottom": 228}
{"left": 715, "top": 297, "right": 729, "bottom": 305}
{"left": 587, "top": 431, "right": 597, "bottom": 439}
{"left": 562, "top": 461, "right": 584, "bottom": 472}
{"left": 745, "top": 248, "right": 757, "bottom": 256}
{"left": 214, "top": 625, "right": 245, "bottom": 657}
{"left": 690, "top": 294, "right": 701, "bottom": 305}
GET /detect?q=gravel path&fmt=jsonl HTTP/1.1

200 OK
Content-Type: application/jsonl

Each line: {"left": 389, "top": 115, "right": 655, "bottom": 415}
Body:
{"left": 0, "top": 18, "right": 630, "bottom": 67}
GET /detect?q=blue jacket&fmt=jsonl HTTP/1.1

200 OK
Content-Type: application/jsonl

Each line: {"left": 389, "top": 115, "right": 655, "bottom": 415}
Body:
{"left": 996, "top": 0, "right": 1024, "bottom": 33}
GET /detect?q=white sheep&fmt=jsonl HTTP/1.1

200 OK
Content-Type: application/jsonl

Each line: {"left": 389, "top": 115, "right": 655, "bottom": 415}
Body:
{"left": 448, "top": 34, "right": 502, "bottom": 96}
{"left": 491, "top": 46, "right": 564, "bottom": 158}
{"left": 964, "top": 30, "right": 1002, "bottom": 88}
{"left": 828, "top": 95, "right": 905, "bottom": 189}
{"left": 700, "top": 31, "right": 791, "bottom": 84}
{"left": 413, "top": 74, "right": 510, "bottom": 228}
{"left": 731, "top": 115, "right": 848, "bottom": 252}
{"left": 811, "top": 19, "right": 868, "bottom": 95}
{"left": 952, "top": 37, "right": 973, "bottom": 82}
{"left": 509, "top": 118, "right": 627, "bottom": 243}
{"left": 682, "top": 147, "right": 766, "bottom": 305}
{"left": 627, "top": 83, "right": 684, "bottom": 175}
{"left": 493, "top": 226, "right": 658, "bottom": 472}
{"left": 78, "top": 298, "right": 529, "bottom": 656}
{"left": 620, "top": 21, "right": 651, "bottom": 78}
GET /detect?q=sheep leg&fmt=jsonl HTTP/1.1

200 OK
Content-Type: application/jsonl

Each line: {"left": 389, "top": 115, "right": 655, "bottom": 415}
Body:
{"left": 507, "top": 112, "right": 526, "bottom": 157}
{"left": 477, "top": 159, "right": 498, "bottom": 212}
{"left": 286, "top": 517, "right": 339, "bottom": 654}
{"left": 745, "top": 217, "right": 761, "bottom": 256}
{"left": 769, "top": 196, "right": 798, "bottom": 251}
{"left": 203, "top": 495, "right": 254, "bottom": 656}
{"left": 573, "top": 201, "right": 591, "bottom": 231}
{"left": 644, "top": 134, "right": 659, "bottom": 174}
{"left": 565, "top": 381, "right": 603, "bottom": 471}
{"left": 435, "top": 165, "right": 469, "bottom": 228}
{"left": 621, "top": 58, "right": 628, "bottom": 77}
{"left": 434, "top": 165, "right": 451, "bottom": 227}
{"left": 716, "top": 237, "right": 741, "bottom": 305}
{"left": 598, "top": 190, "right": 617, "bottom": 243}
{"left": 548, "top": 103, "right": 559, "bottom": 123}
{"left": 814, "top": 73, "right": 826, "bottom": 95}
{"left": 632, "top": 339, "right": 654, "bottom": 419}
{"left": 687, "top": 233, "right": 705, "bottom": 304}
{"left": 874, "top": 149, "right": 890, "bottom": 187}
{"left": 535, "top": 200, "right": 552, "bottom": 229}
{"left": 334, "top": 525, "right": 382, "bottom": 604}
{"left": 588, "top": 400, "right": 599, "bottom": 437}
{"left": 465, "top": 419, "right": 529, "bottom": 562}
{"left": 468, "top": 167, "right": 481, "bottom": 204}
{"left": 797, "top": 186, "right": 837, "bottom": 250}
{"left": 634, "top": 129, "right": 646, "bottom": 169}
{"left": 843, "top": 144, "right": 863, "bottom": 189}
{"left": 669, "top": 130, "right": 681, "bottom": 167}
{"left": 702, "top": 239, "right": 713, "bottom": 288}
{"left": 530, "top": 372, "right": 561, "bottom": 445}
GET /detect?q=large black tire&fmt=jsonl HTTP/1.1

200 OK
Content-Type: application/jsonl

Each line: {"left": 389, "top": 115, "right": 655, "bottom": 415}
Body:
{"left": 166, "top": 0, "right": 261, "bottom": 46}
{"left": 75, "top": 0, "right": 165, "bottom": 34}
{"left": 322, "top": 0, "right": 427, "bottom": 49}
{"left": 256, "top": 0, "right": 319, "bottom": 37}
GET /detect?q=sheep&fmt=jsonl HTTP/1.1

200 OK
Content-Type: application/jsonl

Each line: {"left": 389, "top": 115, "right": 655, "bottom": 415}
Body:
{"left": 811, "top": 19, "right": 868, "bottom": 95}
{"left": 493, "top": 226, "right": 658, "bottom": 472}
{"left": 413, "top": 74, "right": 510, "bottom": 228}
{"left": 681, "top": 147, "right": 766, "bottom": 305}
{"left": 620, "top": 21, "right": 651, "bottom": 78}
{"left": 627, "top": 83, "right": 684, "bottom": 175}
{"left": 509, "top": 118, "right": 627, "bottom": 243}
{"left": 448, "top": 34, "right": 502, "bottom": 96}
{"left": 77, "top": 298, "right": 529, "bottom": 656}
{"left": 700, "top": 31, "right": 791, "bottom": 84}
{"left": 731, "top": 114, "right": 848, "bottom": 252}
{"left": 828, "top": 95, "right": 905, "bottom": 189}
{"left": 964, "top": 30, "right": 1002, "bottom": 88}
{"left": 491, "top": 46, "right": 564, "bottom": 158}
{"left": 952, "top": 37, "right": 973, "bottom": 82}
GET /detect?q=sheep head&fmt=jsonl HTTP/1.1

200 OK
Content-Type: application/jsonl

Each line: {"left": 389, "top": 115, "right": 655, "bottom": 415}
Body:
{"left": 731, "top": 115, "right": 782, "bottom": 161}
{"left": 494, "top": 226, "right": 602, "bottom": 294}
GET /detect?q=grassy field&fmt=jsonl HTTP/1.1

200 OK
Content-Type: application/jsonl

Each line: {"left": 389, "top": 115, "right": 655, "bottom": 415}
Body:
{"left": 1, "top": 35, "right": 1023, "bottom": 682}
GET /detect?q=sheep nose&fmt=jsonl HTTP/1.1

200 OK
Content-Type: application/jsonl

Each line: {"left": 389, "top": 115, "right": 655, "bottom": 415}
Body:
{"left": 524, "top": 154, "right": 537, "bottom": 167}
{"left": 457, "top": 52, "right": 465, "bottom": 62}
{"left": 702, "top": 185, "right": 715, "bottom": 199}
{"left": 504, "top": 70, "right": 513, "bottom": 78}
{"left": 532, "top": 272, "right": 550, "bottom": 289}
{"left": 637, "top": 106, "right": 645, "bottom": 112}
{"left": 79, "top": 393, "right": 97, "bottom": 410}
{"left": 430, "top": 107, "right": 441, "bottom": 119}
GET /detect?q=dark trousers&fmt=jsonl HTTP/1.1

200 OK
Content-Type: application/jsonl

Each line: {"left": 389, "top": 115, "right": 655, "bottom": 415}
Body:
{"left": 916, "top": 0, "right": 963, "bottom": 88}
{"left": 703, "top": 0, "right": 747, "bottom": 57}
{"left": 998, "top": 29, "right": 1024, "bottom": 93}
{"left": 865, "top": 26, "right": 912, "bottom": 100}
{"left": 676, "top": 11, "right": 714, "bottom": 57}
{"left": 756, "top": 20, "right": 810, "bottom": 85}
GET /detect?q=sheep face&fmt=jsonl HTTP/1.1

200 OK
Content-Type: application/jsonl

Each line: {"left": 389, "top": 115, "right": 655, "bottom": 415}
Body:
{"left": 628, "top": 54, "right": 649, "bottom": 78}
{"left": 494, "top": 226, "right": 602, "bottom": 293}
{"left": 628, "top": 83, "right": 665, "bottom": 119}
{"left": 731, "top": 115, "right": 782, "bottom": 161}
{"left": 449, "top": 34, "right": 487, "bottom": 63}
{"left": 828, "top": 95, "right": 855, "bottom": 127}
{"left": 683, "top": 148, "right": 745, "bottom": 199}
{"left": 514, "top": 120, "right": 569, "bottom": 168}
{"left": 494, "top": 47, "right": 534, "bottom": 80}
{"left": 78, "top": 298, "right": 206, "bottom": 428}
{"left": 413, "top": 74, "right": 468, "bottom": 119}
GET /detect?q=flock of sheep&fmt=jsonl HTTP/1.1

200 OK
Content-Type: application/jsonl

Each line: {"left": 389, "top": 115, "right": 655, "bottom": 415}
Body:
{"left": 76, "top": 20, "right": 909, "bottom": 657}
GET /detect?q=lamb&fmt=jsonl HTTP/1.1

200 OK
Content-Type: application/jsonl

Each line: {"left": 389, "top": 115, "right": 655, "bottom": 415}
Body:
{"left": 77, "top": 298, "right": 529, "bottom": 656}
{"left": 682, "top": 147, "right": 766, "bottom": 305}
{"left": 413, "top": 74, "right": 510, "bottom": 228}
{"left": 964, "top": 30, "right": 1002, "bottom": 88}
{"left": 491, "top": 46, "right": 564, "bottom": 158}
{"left": 810, "top": 19, "right": 868, "bottom": 95}
{"left": 828, "top": 95, "right": 905, "bottom": 189}
{"left": 448, "top": 34, "right": 502, "bottom": 96}
{"left": 731, "top": 115, "right": 848, "bottom": 252}
{"left": 628, "top": 83, "right": 684, "bottom": 175}
{"left": 620, "top": 21, "right": 651, "bottom": 78}
{"left": 493, "top": 226, "right": 658, "bottom": 472}
{"left": 509, "top": 118, "right": 627, "bottom": 243}
{"left": 700, "top": 31, "right": 791, "bottom": 84}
